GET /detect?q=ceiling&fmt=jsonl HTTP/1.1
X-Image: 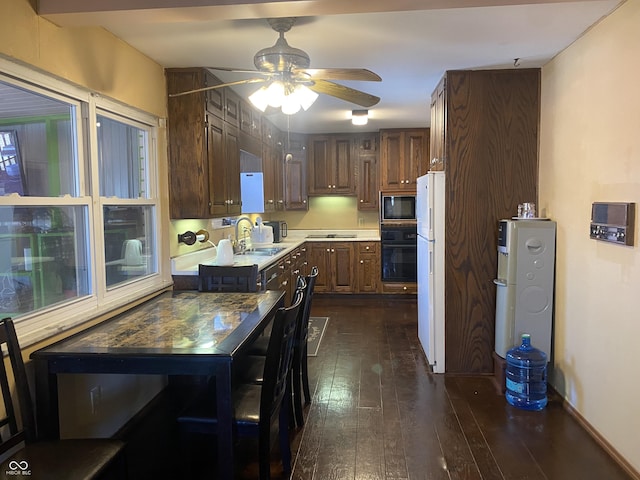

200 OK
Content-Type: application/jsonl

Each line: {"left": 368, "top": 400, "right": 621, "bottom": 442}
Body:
{"left": 35, "top": 0, "right": 622, "bottom": 134}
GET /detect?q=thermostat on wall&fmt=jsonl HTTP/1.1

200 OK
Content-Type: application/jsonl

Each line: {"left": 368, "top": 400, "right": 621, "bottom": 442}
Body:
{"left": 590, "top": 202, "right": 635, "bottom": 246}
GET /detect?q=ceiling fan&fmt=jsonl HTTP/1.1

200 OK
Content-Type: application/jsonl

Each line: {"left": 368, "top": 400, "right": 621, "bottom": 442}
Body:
{"left": 169, "top": 17, "right": 382, "bottom": 114}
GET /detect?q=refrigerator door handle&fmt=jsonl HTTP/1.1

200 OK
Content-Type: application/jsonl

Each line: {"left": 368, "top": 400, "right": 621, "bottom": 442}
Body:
{"left": 493, "top": 278, "right": 508, "bottom": 286}
{"left": 429, "top": 250, "right": 433, "bottom": 275}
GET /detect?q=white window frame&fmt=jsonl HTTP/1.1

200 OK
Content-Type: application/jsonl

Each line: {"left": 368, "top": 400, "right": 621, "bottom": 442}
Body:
{"left": 0, "top": 58, "right": 168, "bottom": 347}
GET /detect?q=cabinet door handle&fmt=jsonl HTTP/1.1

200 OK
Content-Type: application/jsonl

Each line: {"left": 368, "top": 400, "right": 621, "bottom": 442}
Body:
{"left": 360, "top": 260, "right": 364, "bottom": 264}
{"left": 331, "top": 249, "right": 335, "bottom": 253}
{"left": 326, "top": 248, "right": 330, "bottom": 252}
{"left": 365, "top": 246, "right": 370, "bottom": 250}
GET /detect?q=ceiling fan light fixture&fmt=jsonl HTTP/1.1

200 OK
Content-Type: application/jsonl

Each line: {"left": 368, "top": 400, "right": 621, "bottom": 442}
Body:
{"left": 281, "top": 92, "right": 302, "bottom": 115}
{"left": 248, "top": 86, "right": 270, "bottom": 112}
{"left": 265, "top": 81, "right": 285, "bottom": 108}
{"left": 295, "top": 84, "right": 319, "bottom": 111}
{"left": 352, "top": 109, "right": 369, "bottom": 126}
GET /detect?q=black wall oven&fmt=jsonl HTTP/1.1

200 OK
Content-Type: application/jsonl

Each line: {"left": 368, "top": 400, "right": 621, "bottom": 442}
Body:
{"left": 381, "top": 224, "right": 417, "bottom": 282}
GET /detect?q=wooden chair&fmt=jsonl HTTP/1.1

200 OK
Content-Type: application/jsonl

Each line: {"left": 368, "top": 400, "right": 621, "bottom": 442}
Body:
{"left": 198, "top": 264, "right": 259, "bottom": 292}
{"left": 291, "top": 266, "right": 318, "bottom": 426}
{"left": 177, "top": 286, "right": 304, "bottom": 479}
{"left": 0, "top": 317, "right": 126, "bottom": 479}
{"left": 238, "top": 266, "right": 318, "bottom": 427}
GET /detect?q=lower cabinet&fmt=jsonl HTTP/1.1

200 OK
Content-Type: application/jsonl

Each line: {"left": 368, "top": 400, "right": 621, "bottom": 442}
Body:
{"left": 356, "top": 242, "right": 380, "bottom": 293}
{"left": 307, "top": 242, "right": 355, "bottom": 293}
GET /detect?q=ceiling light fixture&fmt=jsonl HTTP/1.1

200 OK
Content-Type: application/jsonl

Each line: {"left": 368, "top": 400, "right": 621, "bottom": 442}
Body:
{"left": 249, "top": 79, "right": 319, "bottom": 115}
{"left": 351, "top": 109, "right": 369, "bottom": 126}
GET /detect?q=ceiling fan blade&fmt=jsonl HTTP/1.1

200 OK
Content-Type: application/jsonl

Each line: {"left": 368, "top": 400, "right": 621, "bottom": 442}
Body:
{"left": 168, "top": 78, "right": 267, "bottom": 98}
{"left": 309, "top": 80, "right": 380, "bottom": 108}
{"left": 204, "top": 67, "right": 270, "bottom": 76}
{"left": 295, "top": 68, "right": 381, "bottom": 82}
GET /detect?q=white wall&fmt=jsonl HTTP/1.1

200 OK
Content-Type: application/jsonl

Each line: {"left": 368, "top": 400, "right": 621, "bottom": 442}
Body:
{"left": 539, "top": 0, "right": 640, "bottom": 473}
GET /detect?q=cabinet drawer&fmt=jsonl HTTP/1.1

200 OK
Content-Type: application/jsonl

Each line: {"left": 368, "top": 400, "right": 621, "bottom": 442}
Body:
{"left": 381, "top": 282, "right": 417, "bottom": 294}
{"left": 358, "top": 242, "right": 378, "bottom": 254}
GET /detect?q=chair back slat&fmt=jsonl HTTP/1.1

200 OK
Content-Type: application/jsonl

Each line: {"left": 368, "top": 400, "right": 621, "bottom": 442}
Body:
{"left": 198, "top": 264, "right": 259, "bottom": 292}
{"left": 298, "top": 266, "right": 318, "bottom": 347}
{"left": 260, "top": 283, "right": 304, "bottom": 421}
{"left": 0, "top": 317, "right": 37, "bottom": 454}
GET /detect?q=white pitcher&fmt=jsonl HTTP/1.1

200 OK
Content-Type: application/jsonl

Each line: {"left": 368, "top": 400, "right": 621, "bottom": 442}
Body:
{"left": 212, "top": 238, "right": 234, "bottom": 266}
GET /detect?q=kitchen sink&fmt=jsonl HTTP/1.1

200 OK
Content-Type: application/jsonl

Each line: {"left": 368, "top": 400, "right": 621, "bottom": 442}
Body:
{"left": 306, "top": 234, "right": 357, "bottom": 239}
{"left": 236, "top": 246, "right": 287, "bottom": 256}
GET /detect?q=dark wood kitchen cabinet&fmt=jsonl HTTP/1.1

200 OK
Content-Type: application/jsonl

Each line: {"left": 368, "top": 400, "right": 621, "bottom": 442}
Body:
{"left": 356, "top": 241, "right": 380, "bottom": 293}
{"left": 261, "top": 117, "right": 283, "bottom": 212}
{"left": 307, "top": 242, "right": 354, "bottom": 293}
{"left": 355, "top": 133, "right": 379, "bottom": 211}
{"left": 307, "top": 134, "right": 355, "bottom": 195}
{"left": 239, "top": 99, "right": 261, "bottom": 138}
{"left": 379, "top": 128, "right": 429, "bottom": 191}
{"left": 284, "top": 132, "right": 308, "bottom": 210}
{"left": 430, "top": 69, "right": 540, "bottom": 374}
{"left": 166, "top": 68, "right": 241, "bottom": 218}
{"left": 429, "top": 77, "right": 446, "bottom": 171}
{"left": 210, "top": 122, "right": 241, "bottom": 216}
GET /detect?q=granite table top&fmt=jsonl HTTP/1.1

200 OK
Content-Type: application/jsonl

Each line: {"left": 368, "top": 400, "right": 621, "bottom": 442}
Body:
{"left": 31, "top": 290, "right": 285, "bottom": 357}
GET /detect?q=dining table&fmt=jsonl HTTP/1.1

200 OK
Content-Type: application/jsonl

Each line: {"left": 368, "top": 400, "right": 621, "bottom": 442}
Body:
{"left": 30, "top": 288, "right": 286, "bottom": 480}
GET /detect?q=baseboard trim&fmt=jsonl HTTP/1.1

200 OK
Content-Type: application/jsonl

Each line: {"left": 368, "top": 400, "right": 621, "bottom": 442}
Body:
{"left": 560, "top": 396, "right": 639, "bottom": 480}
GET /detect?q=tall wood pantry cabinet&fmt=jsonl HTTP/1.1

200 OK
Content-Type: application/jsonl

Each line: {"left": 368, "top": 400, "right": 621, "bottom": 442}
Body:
{"left": 430, "top": 69, "right": 540, "bottom": 374}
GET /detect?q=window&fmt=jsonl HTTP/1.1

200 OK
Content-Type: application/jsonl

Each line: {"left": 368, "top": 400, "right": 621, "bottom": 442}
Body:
{"left": 97, "top": 112, "right": 157, "bottom": 288}
{"left": 0, "top": 63, "right": 164, "bottom": 346}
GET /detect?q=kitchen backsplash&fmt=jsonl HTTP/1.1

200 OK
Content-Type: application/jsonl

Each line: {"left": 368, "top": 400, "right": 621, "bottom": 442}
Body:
{"left": 169, "top": 196, "right": 379, "bottom": 257}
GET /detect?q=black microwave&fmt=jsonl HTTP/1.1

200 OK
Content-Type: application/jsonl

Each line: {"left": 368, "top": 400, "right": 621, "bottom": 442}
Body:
{"left": 380, "top": 194, "right": 416, "bottom": 222}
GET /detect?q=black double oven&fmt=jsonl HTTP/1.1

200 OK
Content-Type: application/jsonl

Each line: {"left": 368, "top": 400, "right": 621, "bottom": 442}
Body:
{"left": 379, "top": 192, "right": 418, "bottom": 283}
{"left": 380, "top": 223, "right": 417, "bottom": 283}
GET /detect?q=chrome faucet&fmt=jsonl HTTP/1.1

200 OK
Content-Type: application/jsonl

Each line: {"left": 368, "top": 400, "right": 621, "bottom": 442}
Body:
{"left": 235, "top": 216, "right": 254, "bottom": 252}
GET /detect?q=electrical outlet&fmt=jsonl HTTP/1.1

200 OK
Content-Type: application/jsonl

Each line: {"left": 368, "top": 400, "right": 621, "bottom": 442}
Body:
{"left": 358, "top": 217, "right": 365, "bottom": 227}
{"left": 90, "top": 386, "right": 102, "bottom": 415}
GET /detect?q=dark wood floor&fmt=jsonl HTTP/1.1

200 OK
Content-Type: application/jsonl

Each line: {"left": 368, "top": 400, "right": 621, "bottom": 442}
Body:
{"left": 121, "top": 295, "right": 633, "bottom": 480}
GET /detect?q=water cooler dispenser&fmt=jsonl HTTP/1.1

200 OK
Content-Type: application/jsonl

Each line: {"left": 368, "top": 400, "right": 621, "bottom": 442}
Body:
{"left": 493, "top": 219, "right": 556, "bottom": 391}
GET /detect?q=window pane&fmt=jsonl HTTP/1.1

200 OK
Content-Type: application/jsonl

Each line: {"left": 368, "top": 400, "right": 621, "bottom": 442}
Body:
{"left": 98, "top": 115, "right": 148, "bottom": 199}
{"left": 0, "top": 206, "right": 90, "bottom": 317}
{"left": 104, "top": 205, "right": 156, "bottom": 287}
{"left": 0, "top": 81, "right": 79, "bottom": 197}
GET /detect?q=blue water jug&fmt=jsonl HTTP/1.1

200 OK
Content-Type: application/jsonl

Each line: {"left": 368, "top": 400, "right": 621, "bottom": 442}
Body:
{"left": 505, "top": 333, "right": 548, "bottom": 411}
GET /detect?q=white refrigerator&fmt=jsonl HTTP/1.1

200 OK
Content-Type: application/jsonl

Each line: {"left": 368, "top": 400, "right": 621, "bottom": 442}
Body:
{"left": 416, "top": 172, "right": 445, "bottom": 373}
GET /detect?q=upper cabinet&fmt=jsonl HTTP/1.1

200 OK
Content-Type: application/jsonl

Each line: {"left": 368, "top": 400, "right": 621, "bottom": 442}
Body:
{"left": 380, "top": 128, "right": 430, "bottom": 191}
{"left": 284, "top": 132, "right": 308, "bottom": 210}
{"left": 166, "top": 68, "right": 217, "bottom": 219}
{"left": 210, "top": 122, "right": 241, "bottom": 216}
{"left": 240, "top": 98, "right": 261, "bottom": 138}
{"left": 167, "top": 68, "right": 242, "bottom": 218}
{"left": 429, "top": 77, "right": 446, "bottom": 171}
{"left": 167, "top": 68, "right": 295, "bottom": 218}
{"left": 261, "top": 117, "right": 283, "bottom": 212}
{"left": 307, "top": 134, "right": 355, "bottom": 195}
{"left": 354, "top": 133, "right": 379, "bottom": 211}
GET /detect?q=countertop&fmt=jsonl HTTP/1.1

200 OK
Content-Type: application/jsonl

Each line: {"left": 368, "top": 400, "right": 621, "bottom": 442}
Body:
{"left": 171, "top": 229, "right": 380, "bottom": 276}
